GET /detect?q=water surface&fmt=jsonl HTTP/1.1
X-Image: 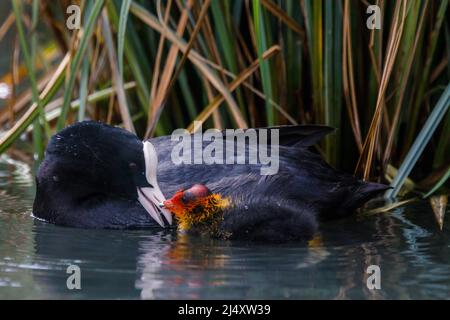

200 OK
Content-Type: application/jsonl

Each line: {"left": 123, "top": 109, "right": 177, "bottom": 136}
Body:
{"left": 0, "top": 155, "right": 449, "bottom": 299}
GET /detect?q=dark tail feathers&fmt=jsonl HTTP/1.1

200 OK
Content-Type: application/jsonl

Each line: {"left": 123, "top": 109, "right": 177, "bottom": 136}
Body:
{"left": 344, "top": 181, "right": 390, "bottom": 213}
{"left": 256, "top": 124, "right": 335, "bottom": 147}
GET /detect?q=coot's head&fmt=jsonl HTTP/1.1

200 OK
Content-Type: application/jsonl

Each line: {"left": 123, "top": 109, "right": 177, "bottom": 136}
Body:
{"left": 33, "top": 121, "right": 171, "bottom": 227}
{"left": 163, "top": 184, "right": 230, "bottom": 237}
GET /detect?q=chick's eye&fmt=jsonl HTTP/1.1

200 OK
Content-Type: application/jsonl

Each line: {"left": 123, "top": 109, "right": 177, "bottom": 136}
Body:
{"left": 181, "top": 191, "right": 196, "bottom": 204}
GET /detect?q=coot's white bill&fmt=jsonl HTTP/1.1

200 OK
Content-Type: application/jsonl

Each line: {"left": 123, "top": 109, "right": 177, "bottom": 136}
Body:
{"left": 137, "top": 141, "right": 172, "bottom": 227}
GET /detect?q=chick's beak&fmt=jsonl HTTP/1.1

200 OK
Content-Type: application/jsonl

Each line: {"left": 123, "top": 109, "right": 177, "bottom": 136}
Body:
{"left": 160, "top": 190, "right": 187, "bottom": 218}
{"left": 162, "top": 199, "right": 173, "bottom": 210}
{"left": 137, "top": 141, "right": 172, "bottom": 227}
{"left": 161, "top": 199, "right": 183, "bottom": 216}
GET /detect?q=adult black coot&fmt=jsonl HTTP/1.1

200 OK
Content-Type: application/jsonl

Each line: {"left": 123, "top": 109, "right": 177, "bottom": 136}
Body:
{"left": 33, "top": 121, "right": 387, "bottom": 241}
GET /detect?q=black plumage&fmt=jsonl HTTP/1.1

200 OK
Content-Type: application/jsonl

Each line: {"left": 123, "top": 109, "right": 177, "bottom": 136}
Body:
{"left": 33, "top": 121, "right": 388, "bottom": 241}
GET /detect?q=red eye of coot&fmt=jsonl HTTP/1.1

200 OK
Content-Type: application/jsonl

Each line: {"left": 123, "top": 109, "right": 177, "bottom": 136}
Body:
{"left": 129, "top": 162, "right": 137, "bottom": 170}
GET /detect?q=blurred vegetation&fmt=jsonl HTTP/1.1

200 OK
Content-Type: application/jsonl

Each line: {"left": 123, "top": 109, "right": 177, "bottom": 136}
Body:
{"left": 0, "top": 0, "right": 448, "bottom": 198}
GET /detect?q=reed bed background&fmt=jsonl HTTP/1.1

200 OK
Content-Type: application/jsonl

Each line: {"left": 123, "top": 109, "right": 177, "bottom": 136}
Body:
{"left": 0, "top": 0, "right": 448, "bottom": 200}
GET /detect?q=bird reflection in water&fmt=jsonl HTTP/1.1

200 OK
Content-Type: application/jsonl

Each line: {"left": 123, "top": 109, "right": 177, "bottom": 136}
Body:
{"left": 136, "top": 233, "right": 231, "bottom": 299}
{"left": 136, "top": 232, "right": 330, "bottom": 299}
